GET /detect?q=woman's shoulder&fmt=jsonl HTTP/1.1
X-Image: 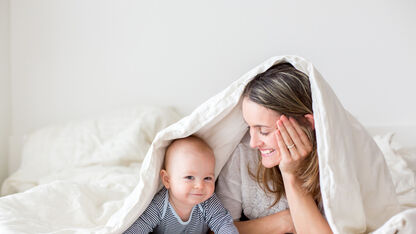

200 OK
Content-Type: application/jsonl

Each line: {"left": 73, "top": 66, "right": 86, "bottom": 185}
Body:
{"left": 219, "top": 132, "right": 257, "bottom": 179}
{"left": 217, "top": 132, "right": 290, "bottom": 220}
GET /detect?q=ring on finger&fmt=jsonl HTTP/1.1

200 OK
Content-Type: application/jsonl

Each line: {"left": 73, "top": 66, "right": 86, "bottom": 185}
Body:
{"left": 286, "top": 143, "right": 295, "bottom": 149}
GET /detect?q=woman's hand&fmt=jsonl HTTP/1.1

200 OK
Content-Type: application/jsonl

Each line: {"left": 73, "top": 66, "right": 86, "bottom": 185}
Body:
{"left": 275, "top": 115, "right": 332, "bottom": 234}
{"left": 275, "top": 115, "right": 313, "bottom": 175}
{"left": 234, "top": 209, "right": 296, "bottom": 234}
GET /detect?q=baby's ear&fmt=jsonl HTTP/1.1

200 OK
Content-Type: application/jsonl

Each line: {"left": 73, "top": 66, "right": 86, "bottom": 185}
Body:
{"left": 160, "top": 170, "right": 170, "bottom": 189}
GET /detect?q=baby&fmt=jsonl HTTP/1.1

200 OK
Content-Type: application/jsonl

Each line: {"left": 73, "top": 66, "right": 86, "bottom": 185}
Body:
{"left": 124, "top": 135, "right": 238, "bottom": 234}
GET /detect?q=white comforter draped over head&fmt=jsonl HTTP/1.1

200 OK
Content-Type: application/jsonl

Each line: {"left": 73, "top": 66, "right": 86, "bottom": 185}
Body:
{"left": 1, "top": 55, "right": 414, "bottom": 234}
{"left": 111, "top": 55, "right": 405, "bottom": 234}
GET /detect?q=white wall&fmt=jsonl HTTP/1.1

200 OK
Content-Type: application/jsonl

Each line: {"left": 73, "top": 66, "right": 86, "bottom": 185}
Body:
{"left": 9, "top": 0, "right": 416, "bottom": 173}
{"left": 0, "top": 0, "right": 10, "bottom": 183}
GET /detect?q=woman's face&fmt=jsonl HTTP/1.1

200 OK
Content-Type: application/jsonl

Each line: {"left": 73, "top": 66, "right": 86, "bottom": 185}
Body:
{"left": 242, "top": 97, "right": 282, "bottom": 168}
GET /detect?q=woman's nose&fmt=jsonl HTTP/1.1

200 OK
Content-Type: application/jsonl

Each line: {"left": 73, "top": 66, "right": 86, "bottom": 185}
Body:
{"left": 250, "top": 134, "right": 261, "bottom": 148}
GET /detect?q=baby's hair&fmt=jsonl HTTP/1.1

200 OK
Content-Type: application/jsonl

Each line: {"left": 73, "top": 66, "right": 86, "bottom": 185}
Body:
{"left": 163, "top": 135, "right": 213, "bottom": 170}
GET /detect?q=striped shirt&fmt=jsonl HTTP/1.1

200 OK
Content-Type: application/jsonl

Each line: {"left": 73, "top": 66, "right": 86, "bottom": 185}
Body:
{"left": 124, "top": 188, "right": 238, "bottom": 234}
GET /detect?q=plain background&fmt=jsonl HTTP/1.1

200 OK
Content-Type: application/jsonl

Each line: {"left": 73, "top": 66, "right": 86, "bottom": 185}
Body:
{"left": 0, "top": 0, "right": 10, "bottom": 185}
{"left": 1, "top": 0, "right": 415, "bottom": 184}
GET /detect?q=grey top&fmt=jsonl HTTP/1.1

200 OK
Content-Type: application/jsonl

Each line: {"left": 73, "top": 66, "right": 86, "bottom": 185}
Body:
{"left": 216, "top": 132, "right": 289, "bottom": 220}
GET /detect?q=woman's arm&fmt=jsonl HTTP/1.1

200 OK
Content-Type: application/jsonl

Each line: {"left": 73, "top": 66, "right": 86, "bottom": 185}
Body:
{"left": 282, "top": 174, "right": 331, "bottom": 234}
{"left": 234, "top": 209, "right": 295, "bottom": 234}
{"left": 276, "top": 115, "right": 332, "bottom": 234}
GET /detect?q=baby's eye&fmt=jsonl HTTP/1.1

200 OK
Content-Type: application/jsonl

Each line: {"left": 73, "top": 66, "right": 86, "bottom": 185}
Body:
{"left": 184, "top": 176, "right": 194, "bottom": 180}
{"left": 204, "top": 177, "right": 213, "bottom": 181}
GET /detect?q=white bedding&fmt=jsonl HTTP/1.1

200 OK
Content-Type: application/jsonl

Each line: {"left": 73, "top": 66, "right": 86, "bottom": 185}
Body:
{"left": 0, "top": 56, "right": 415, "bottom": 234}
{"left": 0, "top": 106, "right": 181, "bottom": 233}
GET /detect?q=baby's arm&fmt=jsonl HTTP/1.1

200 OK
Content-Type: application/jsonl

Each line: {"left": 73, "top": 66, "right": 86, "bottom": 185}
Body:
{"left": 123, "top": 195, "right": 162, "bottom": 234}
{"left": 204, "top": 193, "right": 239, "bottom": 234}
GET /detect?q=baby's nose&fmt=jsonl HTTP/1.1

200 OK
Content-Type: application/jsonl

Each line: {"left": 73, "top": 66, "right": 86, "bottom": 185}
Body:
{"left": 194, "top": 181, "right": 203, "bottom": 189}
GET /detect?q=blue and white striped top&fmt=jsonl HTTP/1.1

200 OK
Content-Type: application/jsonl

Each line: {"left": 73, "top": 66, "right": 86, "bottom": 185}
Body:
{"left": 124, "top": 188, "right": 238, "bottom": 234}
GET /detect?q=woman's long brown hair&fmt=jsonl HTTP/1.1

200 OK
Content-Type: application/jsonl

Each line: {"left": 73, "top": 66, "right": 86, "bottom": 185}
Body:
{"left": 243, "top": 63, "right": 321, "bottom": 206}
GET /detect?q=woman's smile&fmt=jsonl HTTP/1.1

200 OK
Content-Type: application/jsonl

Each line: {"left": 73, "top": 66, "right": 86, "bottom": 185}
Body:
{"left": 260, "top": 148, "right": 275, "bottom": 157}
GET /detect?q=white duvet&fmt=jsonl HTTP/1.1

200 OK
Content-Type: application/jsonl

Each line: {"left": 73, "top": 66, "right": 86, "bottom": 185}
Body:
{"left": 1, "top": 56, "right": 415, "bottom": 234}
{"left": 0, "top": 106, "right": 182, "bottom": 233}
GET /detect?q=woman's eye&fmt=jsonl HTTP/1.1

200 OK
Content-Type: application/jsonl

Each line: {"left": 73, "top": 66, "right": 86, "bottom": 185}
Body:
{"left": 260, "top": 131, "right": 269, "bottom": 136}
{"left": 204, "top": 177, "right": 213, "bottom": 181}
{"left": 185, "top": 176, "right": 194, "bottom": 180}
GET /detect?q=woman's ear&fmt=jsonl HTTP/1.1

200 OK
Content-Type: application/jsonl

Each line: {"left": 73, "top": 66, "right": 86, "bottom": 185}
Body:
{"left": 160, "top": 170, "right": 170, "bottom": 189}
{"left": 304, "top": 114, "right": 315, "bottom": 130}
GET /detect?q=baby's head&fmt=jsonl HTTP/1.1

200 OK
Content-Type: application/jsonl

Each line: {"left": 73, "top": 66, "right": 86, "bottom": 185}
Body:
{"left": 160, "top": 135, "right": 215, "bottom": 207}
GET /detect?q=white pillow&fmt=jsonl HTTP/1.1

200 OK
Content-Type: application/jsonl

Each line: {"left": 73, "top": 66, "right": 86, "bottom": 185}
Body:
{"left": 1, "top": 106, "right": 181, "bottom": 195}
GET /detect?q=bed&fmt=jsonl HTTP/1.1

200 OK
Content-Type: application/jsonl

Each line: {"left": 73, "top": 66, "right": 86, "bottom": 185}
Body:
{"left": 1, "top": 56, "right": 415, "bottom": 234}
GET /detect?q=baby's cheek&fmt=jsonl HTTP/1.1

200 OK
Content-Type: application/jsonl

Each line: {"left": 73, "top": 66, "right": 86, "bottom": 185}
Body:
{"left": 208, "top": 183, "right": 215, "bottom": 195}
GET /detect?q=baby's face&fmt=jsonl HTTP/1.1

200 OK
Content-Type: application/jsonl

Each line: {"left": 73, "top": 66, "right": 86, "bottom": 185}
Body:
{"left": 166, "top": 146, "right": 215, "bottom": 208}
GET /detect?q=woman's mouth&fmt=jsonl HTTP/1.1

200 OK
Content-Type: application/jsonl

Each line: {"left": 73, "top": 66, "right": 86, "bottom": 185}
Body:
{"left": 260, "top": 149, "right": 275, "bottom": 157}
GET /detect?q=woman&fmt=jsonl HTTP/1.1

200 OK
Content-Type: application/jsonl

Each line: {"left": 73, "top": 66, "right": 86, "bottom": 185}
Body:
{"left": 216, "top": 63, "right": 332, "bottom": 233}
